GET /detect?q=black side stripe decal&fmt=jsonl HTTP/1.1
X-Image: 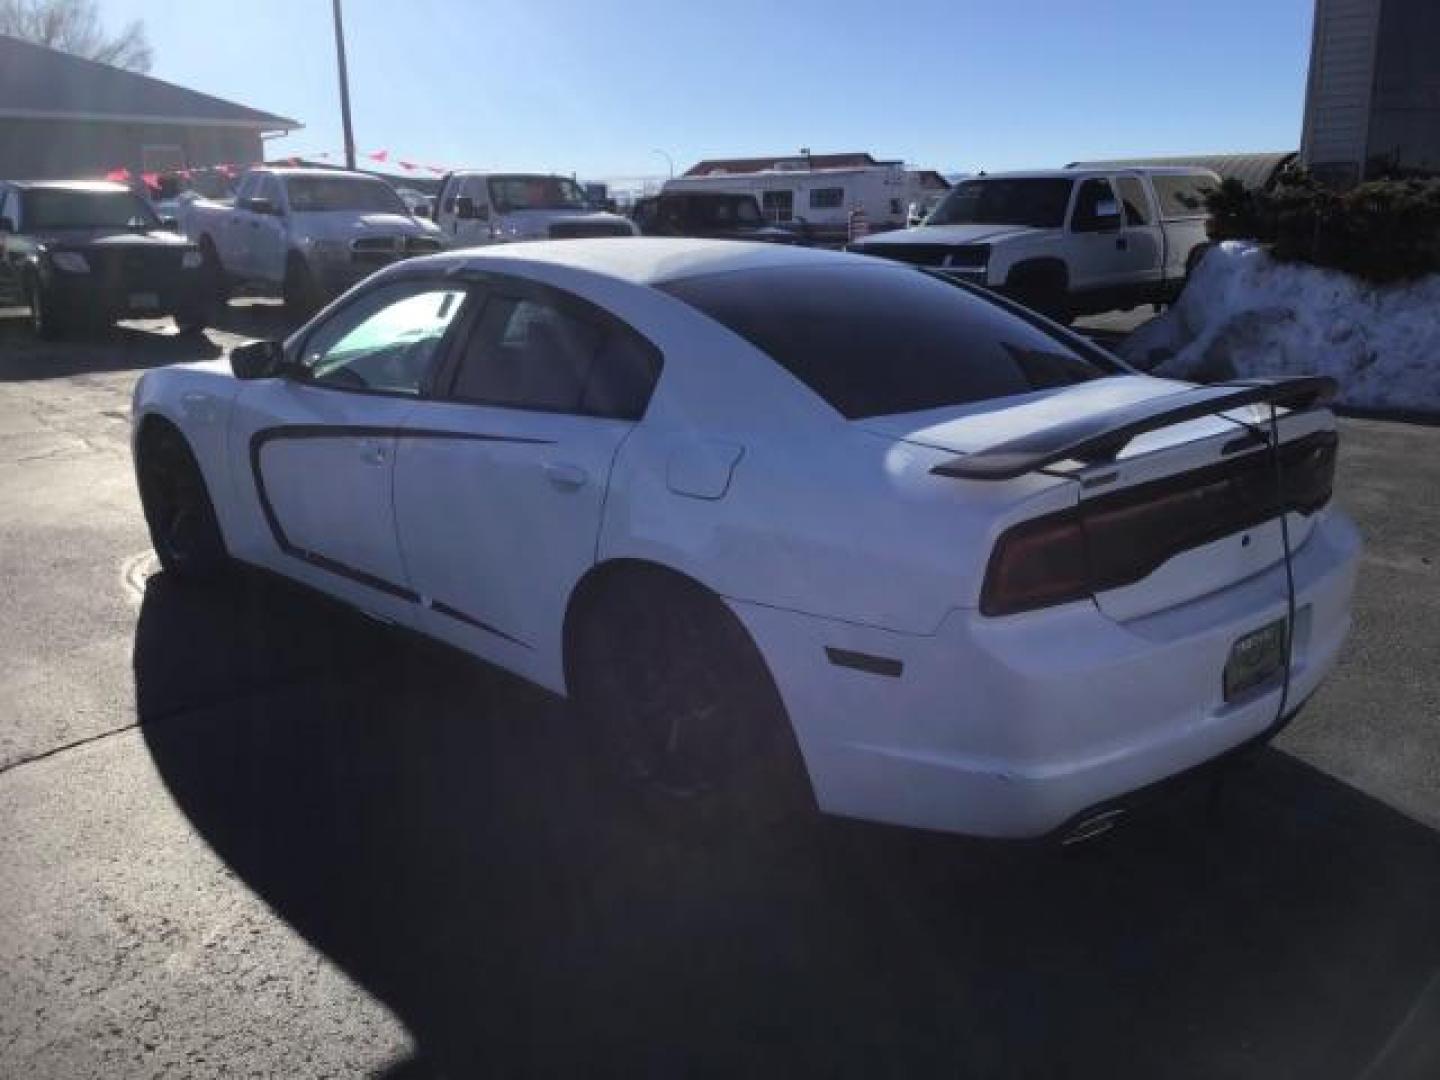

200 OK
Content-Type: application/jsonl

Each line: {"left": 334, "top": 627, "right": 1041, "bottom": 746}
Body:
{"left": 824, "top": 647, "right": 903, "bottom": 678}
{"left": 250, "top": 424, "right": 548, "bottom": 648}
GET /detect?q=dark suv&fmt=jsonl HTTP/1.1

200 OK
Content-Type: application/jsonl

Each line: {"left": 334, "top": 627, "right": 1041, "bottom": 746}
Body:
{"left": 0, "top": 180, "right": 207, "bottom": 338}
{"left": 631, "top": 193, "right": 803, "bottom": 244}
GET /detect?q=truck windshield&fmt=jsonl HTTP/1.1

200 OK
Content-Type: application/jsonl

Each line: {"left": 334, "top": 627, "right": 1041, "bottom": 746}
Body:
{"left": 284, "top": 176, "right": 408, "bottom": 214}
{"left": 25, "top": 189, "right": 160, "bottom": 231}
{"left": 487, "top": 176, "right": 588, "bottom": 212}
{"left": 929, "top": 178, "right": 1074, "bottom": 229}
{"left": 686, "top": 196, "right": 764, "bottom": 227}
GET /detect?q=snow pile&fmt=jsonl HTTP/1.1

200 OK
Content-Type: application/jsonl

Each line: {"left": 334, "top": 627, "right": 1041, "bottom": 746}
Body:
{"left": 1119, "top": 241, "right": 1440, "bottom": 412}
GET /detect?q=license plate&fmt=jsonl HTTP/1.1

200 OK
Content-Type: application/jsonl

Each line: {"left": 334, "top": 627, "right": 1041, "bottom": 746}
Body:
{"left": 128, "top": 292, "right": 159, "bottom": 310}
{"left": 1224, "top": 618, "right": 1288, "bottom": 700}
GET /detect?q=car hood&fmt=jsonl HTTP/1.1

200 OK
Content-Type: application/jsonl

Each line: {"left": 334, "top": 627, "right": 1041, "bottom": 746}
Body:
{"left": 290, "top": 211, "right": 431, "bottom": 241}
{"left": 854, "top": 222, "right": 1057, "bottom": 248}
{"left": 855, "top": 376, "right": 1239, "bottom": 459}
{"left": 34, "top": 228, "right": 191, "bottom": 249}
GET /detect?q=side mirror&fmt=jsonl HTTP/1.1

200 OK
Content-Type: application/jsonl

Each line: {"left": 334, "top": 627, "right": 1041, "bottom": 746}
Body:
{"left": 0, "top": 216, "right": 13, "bottom": 233}
{"left": 230, "top": 339, "right": 286, "bottom": 380}
{"left": 244, "top": 196, "right": 277, "bottom": 216}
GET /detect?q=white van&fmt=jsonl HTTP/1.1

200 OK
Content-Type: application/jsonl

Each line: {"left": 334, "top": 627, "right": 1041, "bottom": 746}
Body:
{"left": 433, "top": 172, "right": 636, "bottom": 246}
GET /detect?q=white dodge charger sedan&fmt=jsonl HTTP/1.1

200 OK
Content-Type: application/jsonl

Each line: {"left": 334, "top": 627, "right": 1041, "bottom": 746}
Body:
{"left": 131, "top": 239, "right": 1360, "bottom": 840}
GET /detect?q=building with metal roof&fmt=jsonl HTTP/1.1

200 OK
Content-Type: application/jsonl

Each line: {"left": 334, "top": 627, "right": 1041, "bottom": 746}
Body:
{"left": 0, "top": 34, "right": 299, "bottom": 181}
{"left": 1064, "top": 153, "right": 1299, "bottom": 190}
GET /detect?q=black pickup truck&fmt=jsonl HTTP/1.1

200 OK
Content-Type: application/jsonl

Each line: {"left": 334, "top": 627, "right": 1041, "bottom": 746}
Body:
{"left": 0, "top": 180, "right": 208, "bottom": 339}
{"left": 630, "top": 193, "right": 803, "bottom": 244}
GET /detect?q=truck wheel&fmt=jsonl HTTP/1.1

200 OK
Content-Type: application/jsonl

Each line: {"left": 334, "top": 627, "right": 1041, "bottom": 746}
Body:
{"left": 26, "top": 277, "right": 63, "bottom": 341}
{"left": 283, "top": 257, "right": 322, "bottom": 323}
{"left": 198, "top": 237, "right": 229, "bottom": 308}
{"left": 1007, "top": 263, "right": 1071, "bottom": 324}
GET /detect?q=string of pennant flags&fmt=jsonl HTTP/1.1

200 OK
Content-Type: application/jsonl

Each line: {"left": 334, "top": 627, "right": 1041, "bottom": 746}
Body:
{"left": 102, "top": 149, "right": 456, "bottom": 192}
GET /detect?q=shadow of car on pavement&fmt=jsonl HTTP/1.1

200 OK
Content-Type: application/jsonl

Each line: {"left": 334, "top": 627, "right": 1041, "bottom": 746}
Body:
{"left": 133, "top": 568, "right": 1440, "bottom": 1079}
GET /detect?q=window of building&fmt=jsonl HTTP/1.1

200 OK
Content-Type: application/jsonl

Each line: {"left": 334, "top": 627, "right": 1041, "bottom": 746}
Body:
{"left": 761, "top": 189, "right": 794, "bottom": 221}
{"left": 809, "top": 187, "right": 844, "bottom": 209}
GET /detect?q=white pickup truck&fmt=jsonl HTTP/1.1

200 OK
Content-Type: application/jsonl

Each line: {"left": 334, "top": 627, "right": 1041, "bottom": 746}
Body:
{"left": 182, "top": 167, "right": 444, "bottom": 317}
{"left": 432, "top": 172, "right": 636, "bottom": 246}
{"left": 848, "top": 167, "right": 1218, "bottom": 321}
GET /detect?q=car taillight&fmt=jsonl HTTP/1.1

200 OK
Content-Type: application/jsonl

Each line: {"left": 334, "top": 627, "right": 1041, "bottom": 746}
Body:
{"left": 980, "top": 511, "right": 1090, "bottom": 616}
{"left": 979, "top": 432, "right": 1337, "bottom": 618}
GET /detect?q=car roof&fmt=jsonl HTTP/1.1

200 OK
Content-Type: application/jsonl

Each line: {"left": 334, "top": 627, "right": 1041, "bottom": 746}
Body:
{"left": 409, "top": 237, "right": 864, "bottom": 287}
{"left": 11, "top": 180, "right": 133, "bottom": 193}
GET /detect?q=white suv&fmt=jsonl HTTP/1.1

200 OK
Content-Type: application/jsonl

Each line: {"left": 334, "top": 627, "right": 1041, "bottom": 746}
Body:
{"left": 433, "top": 172, "right": 636, "bottom": 246}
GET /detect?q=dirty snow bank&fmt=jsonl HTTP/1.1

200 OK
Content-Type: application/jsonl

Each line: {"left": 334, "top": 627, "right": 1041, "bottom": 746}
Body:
{"left": 1118, "top": 241, "right": 1440, "bottom": 412}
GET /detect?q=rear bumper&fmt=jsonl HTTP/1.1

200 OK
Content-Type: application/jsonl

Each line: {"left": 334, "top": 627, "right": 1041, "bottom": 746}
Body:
{"left": 730, "top": 507, "right": 1361, "bottom": 839}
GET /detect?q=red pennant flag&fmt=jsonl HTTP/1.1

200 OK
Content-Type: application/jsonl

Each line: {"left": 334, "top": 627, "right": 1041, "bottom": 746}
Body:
{"left": 287, "top": 156, "right": 302, "bottom": 167}
{"left": 141, "top": 172, "right": 161, "bottom": 191}
{"left": 426, "top": 164, "right": 447, "bottom": 175}
{"left": 368, "top": 149, "right": 389, "bottom": 163}
{"left": 398, "top": 160, "right": 417, "bottom": 171}
{"left": 105, "top": 167, "right": 130, "bottom": 182}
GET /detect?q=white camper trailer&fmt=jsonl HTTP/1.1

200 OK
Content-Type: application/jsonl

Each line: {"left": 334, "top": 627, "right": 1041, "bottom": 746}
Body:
{"left": 663, "top": 163, "right": 935, "bottom": 245}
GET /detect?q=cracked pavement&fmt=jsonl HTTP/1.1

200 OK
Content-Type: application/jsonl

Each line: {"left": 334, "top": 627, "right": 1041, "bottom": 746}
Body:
{"left": 1, "top": 306, "right": 1438, "bottom": 1077}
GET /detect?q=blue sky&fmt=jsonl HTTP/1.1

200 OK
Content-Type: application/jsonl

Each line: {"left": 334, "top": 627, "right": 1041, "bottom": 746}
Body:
{"left": 103, "top": 0, "right": 1316, "bottom": 181}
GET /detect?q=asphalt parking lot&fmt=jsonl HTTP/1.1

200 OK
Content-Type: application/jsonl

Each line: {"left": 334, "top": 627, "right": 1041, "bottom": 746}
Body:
{"left": 1, "top": 305, "right": 1438, "bottom": 1078}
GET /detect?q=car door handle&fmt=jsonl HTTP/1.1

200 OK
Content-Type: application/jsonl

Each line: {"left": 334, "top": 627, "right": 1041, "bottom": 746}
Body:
{"left": 360, "top": 441, "right": 388, "bottom": 466}
{"left": 543, "top": 462, "right": 588, "bottom": 490}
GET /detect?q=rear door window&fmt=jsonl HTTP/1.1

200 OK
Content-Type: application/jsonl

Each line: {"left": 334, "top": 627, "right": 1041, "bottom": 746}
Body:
{"left": 1150, "top": 172, "right": 1215, "bottom": 220}
{"left": 661, "top": 263, "right": 1109, "bottom": 420}
{"left": 1115, "top": 176, "right": 1152, "bottom": 225}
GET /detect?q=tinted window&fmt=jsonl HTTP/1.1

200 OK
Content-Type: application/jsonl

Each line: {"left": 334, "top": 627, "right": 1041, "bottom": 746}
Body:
{"left": 661, "top": 264, "right": 1107, "bottom": 420}
{"left": 1150, "top": 172, "right": 1214, "bottom": 220}
{"left": 1116, "top": 176, "right": 1151, "bottom": 225}
{"left": 929, "top": 178, "right": 1074, "bottom": 228}
{"left": 284, "top": 175, "right": 407, "bottom": 214}
{"left": 449, "top": 294, "right": 660, "bottom": 419}
{"left": 810, "top": 187, "right": 844, "bottom": 209}
{"left": 300, "top": 283, "right": 466, "bottom": 394}
{"left": 24, "top": 188, "right": 160, "bottom": 231}
{"left": 486, "top": 175, "right": 587, "bottom": 212}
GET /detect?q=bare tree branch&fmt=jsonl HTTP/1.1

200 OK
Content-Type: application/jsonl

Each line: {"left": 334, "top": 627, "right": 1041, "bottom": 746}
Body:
{"left": 0, "top": 0, "right": 153, "bottom": 72}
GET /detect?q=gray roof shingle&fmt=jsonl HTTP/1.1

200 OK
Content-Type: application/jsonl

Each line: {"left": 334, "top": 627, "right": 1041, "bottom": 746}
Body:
{"left": 0, "top": 33, "right": 299, "bottom": 130}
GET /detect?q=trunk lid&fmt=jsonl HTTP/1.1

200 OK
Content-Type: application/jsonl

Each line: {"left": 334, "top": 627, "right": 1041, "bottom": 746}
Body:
{"left": 860, "top": 377, "right": 1339, "bottom": 621}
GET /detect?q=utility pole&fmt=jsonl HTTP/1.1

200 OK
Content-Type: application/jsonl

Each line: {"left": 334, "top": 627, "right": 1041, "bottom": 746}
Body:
{"left": 332, "top": 0, "right": 357, "bottom": 169}
{"left": 652, "top": 149, "right": 674, "bottom": 179}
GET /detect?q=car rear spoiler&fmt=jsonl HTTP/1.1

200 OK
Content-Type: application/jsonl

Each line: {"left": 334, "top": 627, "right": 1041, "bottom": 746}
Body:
{"left": 930, "top": 376, "right": 1338, "bottom": 481}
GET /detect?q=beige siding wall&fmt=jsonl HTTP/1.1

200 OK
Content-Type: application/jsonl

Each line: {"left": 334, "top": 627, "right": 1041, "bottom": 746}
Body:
{"left": 0, "top": 119, "right": 263, "bottom": 182}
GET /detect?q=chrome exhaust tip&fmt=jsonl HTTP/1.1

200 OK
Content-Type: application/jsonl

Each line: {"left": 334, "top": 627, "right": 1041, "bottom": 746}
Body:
{"left": 1061, "top": 808, "right": 1126, "bottom": 846}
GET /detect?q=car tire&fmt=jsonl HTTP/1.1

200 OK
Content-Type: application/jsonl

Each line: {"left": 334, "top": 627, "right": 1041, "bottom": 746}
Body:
{"left": 283, "top": 256, "right": 322, "bottom": 323}
{"left": 569, "top": 570, "right": 814, "bottom": 836}
{"left": 26, "top": 276, "right": 63, "bottom": 340}
{"left": 136, "top": 424, "right": 230, "bottom": 582}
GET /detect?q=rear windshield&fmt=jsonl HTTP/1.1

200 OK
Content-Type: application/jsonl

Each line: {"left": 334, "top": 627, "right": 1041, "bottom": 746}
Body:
{"left": 661, "top": 263, "right": 1109, "bottom": 419}
{"left": 284, "top": 175, "right": 407, "bottom": 214}
{"left": 1149, "top": 172, "right": 1216, "bottom": 220}
{"left": 928, "top": 177, "right": 1074, "bottom": 229}
{"left": 24, "top": 188, "right": 160, "bottom": 231}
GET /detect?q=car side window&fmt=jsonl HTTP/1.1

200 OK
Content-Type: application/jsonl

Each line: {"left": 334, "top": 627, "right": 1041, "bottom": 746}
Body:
{"left": 298, "top": 282, "right": 468, "bottom": 395}
{"left": 1071, "top": 178, "right": 1118, "bottom": 231}
{"left": 447, "top": 290, "right": 660, "bottom": 419}
{"left": 1115, "top": 176, "right": 1152, "bottom": 226}
{"left": 259, "top": 174, "right": 283, "bottom": 209}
